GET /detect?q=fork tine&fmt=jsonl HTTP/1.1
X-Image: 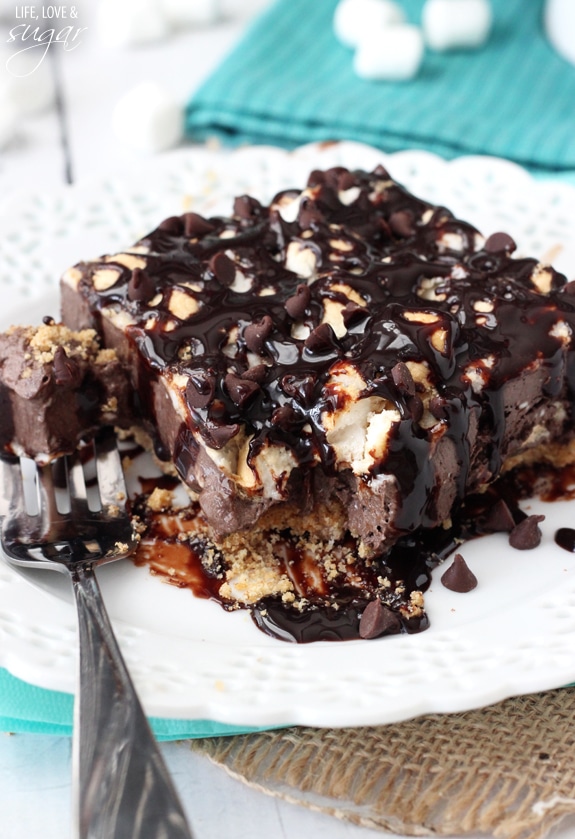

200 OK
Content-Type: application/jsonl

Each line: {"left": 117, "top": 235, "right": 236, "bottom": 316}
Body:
{"left": 0, "top": 456, "right": 27, "bottom": 523}
{"left": 66, "top": 452, "right": 90, "bottom": 519}
{"left": 94, "top": 430, "right": 129, "bottom": 513}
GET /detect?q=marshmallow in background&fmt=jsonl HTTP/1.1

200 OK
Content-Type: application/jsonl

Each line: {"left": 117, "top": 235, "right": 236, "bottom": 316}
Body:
{"left": 162, "top": 0, "right": 221, "bottom": 27}
{"left": 545, "top": 0, "right": 575, "bottom": 67}
{"left": 354, "top": 24, "right": 424, "bottom": 80}
{"left": 1, "top": 53, "right": 55, "bottom": 116}
{"left": 112, "top": 82, "right": 184, "bottom": 153}
{"left": 422, "top": 0, "right": 492, "bottom": 51}
{"left": 97, "top": 0, "right": 170, "bottom": 48}
{"left": 334, "top": 0, "right": 405, "bottom": 49}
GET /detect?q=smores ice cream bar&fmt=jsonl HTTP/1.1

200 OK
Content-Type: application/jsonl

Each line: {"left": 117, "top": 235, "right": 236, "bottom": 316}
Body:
{"left": 57, "top": 165, "right": 575, "bottom": 563}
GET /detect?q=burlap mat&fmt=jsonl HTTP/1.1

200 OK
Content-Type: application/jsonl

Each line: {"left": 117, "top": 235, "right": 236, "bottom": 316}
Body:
{"left": 190, "top": 688, "right": 575, "bottom": 839}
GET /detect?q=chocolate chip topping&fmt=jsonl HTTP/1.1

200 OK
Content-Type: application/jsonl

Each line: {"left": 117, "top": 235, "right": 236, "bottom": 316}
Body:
{"left": 341, "top": 302, "right": 367, "bottom": 328}
{"left": 201, "top": 421, "right": 240, "bottom": 449}
{"left": 185, "top": 371, "right": 215, "bottom": 409}
{"left": 337, "top": 170, "right": 356, "bottom": 191}
{"left": 484, "top": 232, "right": 516, "bottom": 254}
{"left": 157, "top": 216, "right": 184, "bottom": 235}
{"left": 298, "top": 199, "right": 324, "bottom": 230}
{"left": 127, "top": 267, "right": 156, "bottom": 302}
{"left": 440, "top": 553, "right": 478, "bottom": 592}
{"left": 280, "top": 372, "right": 317, "bottom": 404}
{"left": 183, "top": 212, "right": 215, "bottom": 238}
{"left": 241, "top": 364, "right": 267, "bottom": 383}
{"left": 391, "top": 361, "right": 415, "bottom": 396}
{"left": 285, "top": 284, "right": 311, "bottom": 319}
{"left": 406, "top": 395, "right": 424, "bottom": 422}
{"left": 429, "top": 396, "right": 449, "bottom": 420}
{"left": 483, "top": 498, "right": 515, "bottom": 533}
{"left": 389, "top": 210, "right": 415, "bottom": 238}
{"left": 359, "top": 599, "right": 402, "bottom": 639}
{"left": 224, "top": 372, "right": 260, "bottom": 407}
{"left": 233, "top": 195, "right": 262, "bottom": 220}
{"left": 244, "top": 315, "right": 273, "bottom": 355}
{"left": 208, "top": 252, "right": 236, "bottom": 286}
{"left": 53, "top": 347, "right": 82, "bottom": 387}
{"left": 509, "top": 515, "right": 545, "bottom": 550}
{"left": 304, "top": 322, "right": 338, "bottom": 354}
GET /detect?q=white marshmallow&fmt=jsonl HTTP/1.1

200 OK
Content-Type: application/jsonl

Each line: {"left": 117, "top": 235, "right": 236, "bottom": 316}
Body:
{"left": 334, "top": 0, "right": 405, "bottom": 49}
{"left": 353, "top": 24, "right": 424, "bottom": 80}
{"left": 422, "top": 0, "right": 492, "bottom": 51}
{"left": 1, "top": 52, "right": 55, "bottom": 116}
{"left": 545, "top": 0, "right": 575, "bottom": 66}
{"left": 161, "top": 0, "right": 221, "bottom": 27}
{"left": 97, "top": 0, "right": 170, "bottom": 48}
{"left": 112, "top": 82, "right": 183, "bottom": 153}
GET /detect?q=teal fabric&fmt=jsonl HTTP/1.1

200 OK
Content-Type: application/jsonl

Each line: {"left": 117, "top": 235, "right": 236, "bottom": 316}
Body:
{"left": 186, "top": 0, "right": 575, "bottom": 172}
{"left": 0, "top": 668, "right": 280, "bottom": 740}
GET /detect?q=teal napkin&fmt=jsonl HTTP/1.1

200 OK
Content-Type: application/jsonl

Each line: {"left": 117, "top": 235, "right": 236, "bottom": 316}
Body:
{"left": 0, "top": 668, "right": 277, "bottom": 740}
{"left": 186, "top": 0, "right": 575, "bottom": 172}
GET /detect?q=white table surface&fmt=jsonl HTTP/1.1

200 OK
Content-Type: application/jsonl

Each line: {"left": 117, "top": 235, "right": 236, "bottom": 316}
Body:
{"left": 1, "top": 2, "right": 575, "bottom": 838}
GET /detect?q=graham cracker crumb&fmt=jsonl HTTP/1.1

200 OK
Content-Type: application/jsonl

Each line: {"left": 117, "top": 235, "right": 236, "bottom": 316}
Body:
{"left": 147, "top": 487, "right": 173, "bottom": 511}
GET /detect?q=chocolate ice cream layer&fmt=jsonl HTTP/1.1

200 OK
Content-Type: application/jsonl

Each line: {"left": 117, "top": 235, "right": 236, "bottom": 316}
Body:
{"left": 0, "top": 322, "right": 131, "bottom": 461}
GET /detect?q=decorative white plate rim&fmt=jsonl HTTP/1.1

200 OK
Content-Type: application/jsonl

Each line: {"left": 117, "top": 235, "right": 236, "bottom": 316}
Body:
{"left": 1, "top": 141, "right": 575, "bottom": 729}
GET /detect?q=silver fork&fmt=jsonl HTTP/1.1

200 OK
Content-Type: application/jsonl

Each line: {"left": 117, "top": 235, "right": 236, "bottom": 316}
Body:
{"left": 0, "top": 429, "right": 194, "bottom": 839}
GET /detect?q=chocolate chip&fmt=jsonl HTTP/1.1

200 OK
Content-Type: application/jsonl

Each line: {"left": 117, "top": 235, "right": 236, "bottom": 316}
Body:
{"left": 337, "top": 170, "right": 356, "bottom": 191}
{"left": 53, "top": 347, "right": 82, "bottom": 388}
{"left": 202, "top": 422, "right": 240, "bottom": 449}
{"left": 285, "top": 284, "right": 311, "bottom": 319}
{"left": 563, "top": 280, "right": 575, "bottom": 296}
{"left": 298, "top": 200, "right": 324, "bottom": 230}
{"left": 342, "top": 302, "right": 367, "bottom": 328}
{"left": 391, "top": 361, "right": 415, "bottom": 396}
{"left": 208, "top": 252, "right": 236, "bottom": 286}
{"left": 315, "top": 184, "right": 341, "bottom": 211}
{"left": 483, "top": 498, "right": 515, "bottom": 533}
{"left": 509, "top": 515, "right": 545, "bottom": 550}
{"left": 359, "top": 599, "right": 401, "bottom": 639}
{"left": 271, "top": 404, "right": 299, "bottom": 430}
{"left": 440, "top": 554, "right": 478, "bottom": 593}
{"left": 42, "top": 315, "right": 55, "bottom": 325}
{"left": 306, "top": 169, "right": 325, "bottom": 188}
{"left": 429, "top": 396, "right": 449, "bottom": 420}
{"left": 183, "top": 212, "right": 215, "bottom": 238}
{"left": 484, "top": 232, "right": 516, "bottom": 254}
{"left": 389, "top": 210, "right": 415, "bottom": 238}
{"left": 244, "top": 315, "right": 273, "bottom": 355}
{"left": 233, "top": 195, "right": 262, "bottom": 220}
{"left": 280, "top": 373, "right": 317, "bottom": 404}
{"left": 324, "top": 166, "right": 348, "bottom": 189}
{"left": 158, "top": 216, "right": 184, "bottom": 235}
{"left": 185, "top": 372, "right": 215, "bottom": 409}
{"left": 304, "top": 322, "right": 337, "bottom": 354}
{"left": 406, "top": 395, "right": 423, "bottom": 422}
{"left": 373, "top": 164, "right": 389, "bottom": 178}
{"left": 241, "top": 364, "right": 267, "bottom": 383}
{"left": 127, "top": 267, "right": 156, "bottom": 302}
{"left": 224, "top": 373, "right": 260, "bottom": 407}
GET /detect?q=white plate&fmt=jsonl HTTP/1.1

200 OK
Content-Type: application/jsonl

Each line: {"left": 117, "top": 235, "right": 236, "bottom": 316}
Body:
{"left": 2, "top": 142, "right": 575, "bottom": 729}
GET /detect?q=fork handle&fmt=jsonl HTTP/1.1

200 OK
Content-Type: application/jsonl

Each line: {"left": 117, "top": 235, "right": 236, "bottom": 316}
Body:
{"left": 71, "top": 563, "right": 194, "bottom": 839}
